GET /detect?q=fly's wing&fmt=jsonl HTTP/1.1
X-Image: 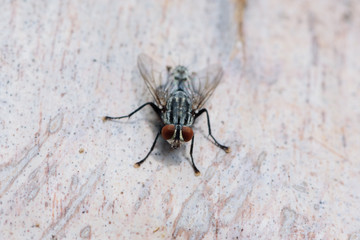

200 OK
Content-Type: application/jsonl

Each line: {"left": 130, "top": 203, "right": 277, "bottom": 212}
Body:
{"left": 137, "top": 53, "right": 168, "bottom": 107}
{"left": 189, "top": 64, "right": 224, "bottom": 110}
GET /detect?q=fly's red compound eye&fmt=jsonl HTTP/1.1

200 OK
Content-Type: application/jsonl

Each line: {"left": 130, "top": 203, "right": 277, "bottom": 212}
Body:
{"left": 182, "top": 126, "right": 193, "bottom": 142}
{"left": 161, "top": 124, "right": 176, "bottom": 140}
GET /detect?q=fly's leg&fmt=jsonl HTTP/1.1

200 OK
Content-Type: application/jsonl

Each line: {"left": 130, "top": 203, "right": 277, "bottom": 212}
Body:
{"left": 134, "top": 130, "right": 161, "bottom": 168}
{"left": 195, "top": 108, "right": 231, "bottom": 153}
{"left": 104, "top": 102, "right": 162, "bottom": 168}
{"left": 190, "top": 135, "right": 201, "bottom": 176}
{"left": 103, "top": 102, "right": 161, "bottom": 121}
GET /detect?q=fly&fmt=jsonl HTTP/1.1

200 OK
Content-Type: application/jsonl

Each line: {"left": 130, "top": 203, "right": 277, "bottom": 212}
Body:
{"left": 103, "top": 53, "right": 230, "bottom": 176}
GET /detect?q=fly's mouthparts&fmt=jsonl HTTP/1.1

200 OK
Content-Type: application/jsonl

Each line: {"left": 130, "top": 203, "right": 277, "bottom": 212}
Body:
{"left": 171, "top": 140, "right": 181, "bottom": 149}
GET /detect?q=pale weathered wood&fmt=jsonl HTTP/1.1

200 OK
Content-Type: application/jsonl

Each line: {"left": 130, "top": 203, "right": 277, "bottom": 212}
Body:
{"left": 0, "top": 0, "right": 359, "bottom": 239}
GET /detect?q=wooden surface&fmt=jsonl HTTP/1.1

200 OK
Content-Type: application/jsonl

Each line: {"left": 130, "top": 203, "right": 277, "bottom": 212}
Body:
{"left": 1, "top": 0, "right": 359, "bottom": 239}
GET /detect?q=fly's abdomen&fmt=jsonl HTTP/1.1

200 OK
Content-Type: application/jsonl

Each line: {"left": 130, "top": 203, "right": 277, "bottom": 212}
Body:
{"left": 162, "top": 91, "right": 194, "bottom": 126}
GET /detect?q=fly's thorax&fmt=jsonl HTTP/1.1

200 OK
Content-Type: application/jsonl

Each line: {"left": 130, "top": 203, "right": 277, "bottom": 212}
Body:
{"left": 162, "top": 90, "right": 194, "bottom": 126}
{"left": 161, "top": 124, "right": 194, "bottom": 149}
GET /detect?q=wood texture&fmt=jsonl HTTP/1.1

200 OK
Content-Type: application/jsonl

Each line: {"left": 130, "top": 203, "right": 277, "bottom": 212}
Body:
{"left": 1, "top": 0, "right": 359, "bottom": 239}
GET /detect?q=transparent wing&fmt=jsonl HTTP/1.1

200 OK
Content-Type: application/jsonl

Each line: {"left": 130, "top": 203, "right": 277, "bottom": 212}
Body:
{"left": 189, "top": 64, "right": 224, "bottom": 110}
{"left": 137, "top": 53, "right": 168, "bottom": 107}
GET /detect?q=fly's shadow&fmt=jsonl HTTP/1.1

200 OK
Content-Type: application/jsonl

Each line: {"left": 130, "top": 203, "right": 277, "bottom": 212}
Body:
{"left": 151, "top": 137, "right": 188, "bottom": 167}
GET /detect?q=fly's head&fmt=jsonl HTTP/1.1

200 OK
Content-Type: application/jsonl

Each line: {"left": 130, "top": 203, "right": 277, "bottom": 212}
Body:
{"left": 172, "top": 66, "right": 189, "bottom": 81}
{"left": 161, "top": 124, "right": 193, "bottom": 149}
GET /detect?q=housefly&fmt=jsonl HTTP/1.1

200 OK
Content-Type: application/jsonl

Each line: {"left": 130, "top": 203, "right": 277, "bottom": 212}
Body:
{"left": 103, "top": 53, "right": 230, "bottom": 176}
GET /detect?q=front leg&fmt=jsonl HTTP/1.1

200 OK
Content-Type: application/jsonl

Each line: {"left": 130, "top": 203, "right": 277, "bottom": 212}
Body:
{"left": 194, "top": 108, "right": 230, "bottom": 153}
{"left": 189, "top": 135, "right": 201, "bottom": 176}
{"left": 103, "top": 102, "right": 161, "bottom": 121}
{"left": 134, "top": 129, "right": 161, "bottom": 168}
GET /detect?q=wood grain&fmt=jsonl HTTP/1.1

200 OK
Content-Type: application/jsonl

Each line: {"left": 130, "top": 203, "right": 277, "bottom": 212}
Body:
{"left": 0, "top": 0, "right": 359, "bottom": 239}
